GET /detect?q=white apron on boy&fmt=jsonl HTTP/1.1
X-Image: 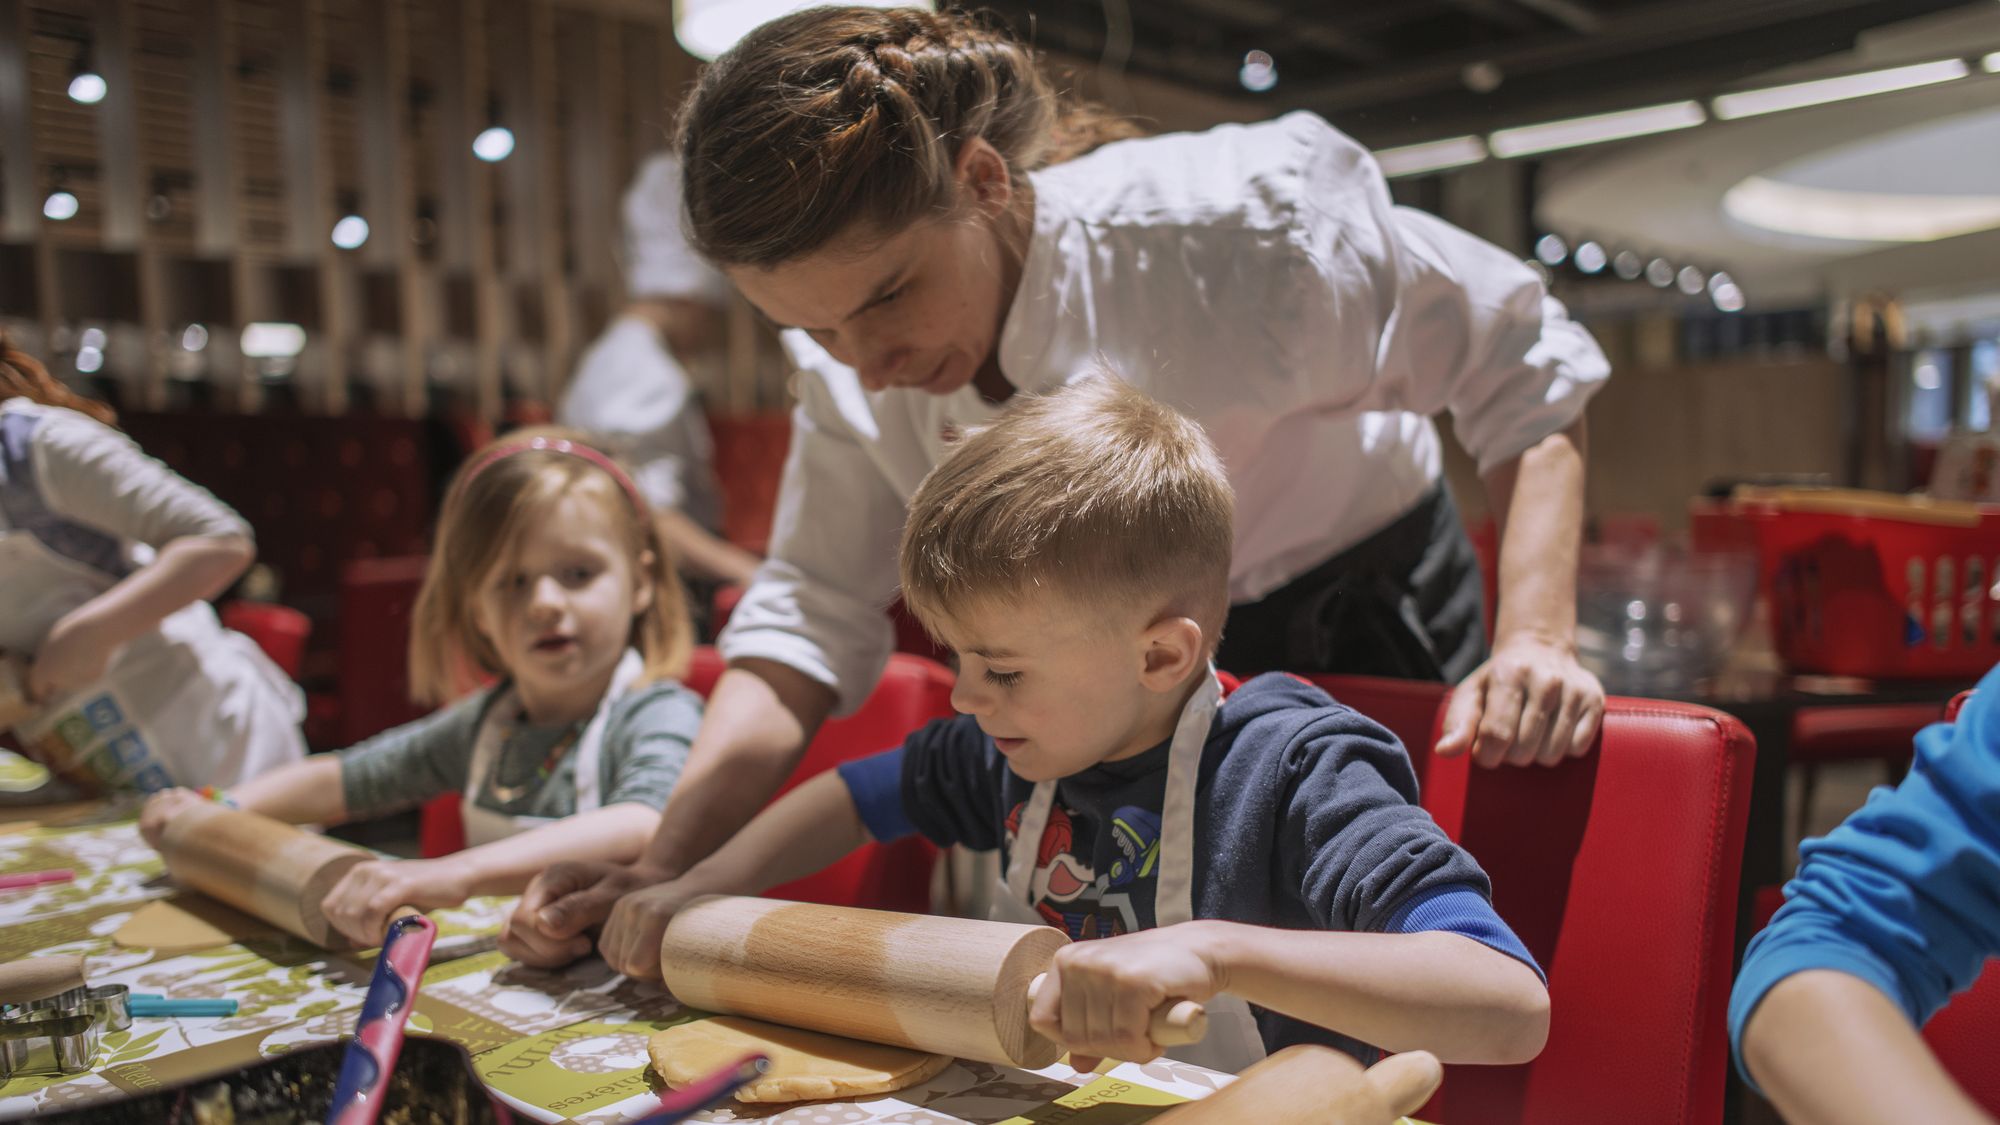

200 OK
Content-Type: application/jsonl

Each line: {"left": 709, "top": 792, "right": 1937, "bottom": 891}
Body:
{"left": 992, "top": 671, "right": 1268, "bottom": 1074}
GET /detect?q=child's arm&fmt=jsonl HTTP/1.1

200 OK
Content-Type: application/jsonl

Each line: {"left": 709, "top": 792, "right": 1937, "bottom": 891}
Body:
{"left": 318, "top": 801, "right": 668, "bottom": 947}
{"left": 583, "top": 770, "right": 868, "bottom": 977}
{"left": 1738, "top": 970, "right": 1989, "bottom": 1125}
{"left": 138, "top": 757, "right": 348, "bottom": 848}
{"left": 1029, "top": 922, "right": 1549, "bottom": 1069}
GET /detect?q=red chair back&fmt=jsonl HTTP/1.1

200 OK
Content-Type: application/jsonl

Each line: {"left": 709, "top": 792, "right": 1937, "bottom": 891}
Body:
{"left": 684, "top": 648, "right": 949, "bottom": 912}
{"left": 219, "top": 601, "right": 312, "bottom": 681}
{"left": 1304, "top": 675, "right": 1753, "bottom": 1125}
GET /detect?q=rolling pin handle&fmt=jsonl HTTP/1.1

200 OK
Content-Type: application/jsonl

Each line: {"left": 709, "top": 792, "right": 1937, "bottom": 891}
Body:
{"left": 1026, "top": 972, "right": 1209, "bottom": 1048}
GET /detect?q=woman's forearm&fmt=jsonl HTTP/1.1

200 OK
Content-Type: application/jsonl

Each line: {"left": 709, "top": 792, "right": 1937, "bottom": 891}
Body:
{"left": 66, "top": 534, "right": 255, "bottom": 649}
{"left": 1480, "top": 419, "right": 1585, "bottom": 647}
{"left": 1205, "top": 924, "right": 1549, "bottom": 1064}
{"left": 230, "top": 755, "right": 348, "bottom": 825}
{"left": 457, "top": 803, "right": 664, "bottom": 896}
{"left": 675, "top": 771, "right": 870, "bottom": 898}
{"left": 1742, "top": 970, "right": 1990, "bottom": 1125}
{"left": 637, "top": 658, "right": 837, "bottom": 878}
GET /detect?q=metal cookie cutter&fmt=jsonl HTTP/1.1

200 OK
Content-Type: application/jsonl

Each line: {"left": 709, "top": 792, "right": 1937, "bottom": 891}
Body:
{"left": 0, "top": 983, "right": 129, "bottom": 1079}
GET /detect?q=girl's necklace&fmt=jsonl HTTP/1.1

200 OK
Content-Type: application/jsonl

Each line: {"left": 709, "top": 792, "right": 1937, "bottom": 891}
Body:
{"left": 487, "top": 710, "right": 584, "bottom": 805}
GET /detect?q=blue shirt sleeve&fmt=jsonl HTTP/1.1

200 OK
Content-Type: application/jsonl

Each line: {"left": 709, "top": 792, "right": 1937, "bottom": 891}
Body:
{"left": 1384, "top": 885, "right": 1545, "bottom": 983}
{"left": 837, "top": 748, "right": 914, "bottom": 842}
{"left": 1727, "top": 666, "right": 2000, "bottom": 1088}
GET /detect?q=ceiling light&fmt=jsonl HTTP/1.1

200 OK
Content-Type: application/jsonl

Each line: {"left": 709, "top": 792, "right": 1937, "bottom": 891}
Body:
{"left": 1613, "top": 250, "right": 1643, "bottom": 280}
{"left": 241, "top": 323, "right": 307, "bottom": 359}
{"left": 1534, "top": 233, "right": 1568, "bottom": 266}
{"left": 1712, "top": 59, "right": 1969, "bottom": 121}
{"left": 1724, "top": 176, "right": 2000, "bottom": 243}
{"left": 43, "top": 190, "right": 78, "bottom": 221}
{"left": 1982, "top": 52, "right": 2000, "bottom": 74}
{"left": 1375, "top": 135, "right": 1487, "bottom": 178}
{"left": 1711, "top": 281, "right": 1746, "bottom": 312}
{"left": 1461, "top": 60, "right": 1503, "bottom": 94}
{"left": 331, "top": 214, "right": 369, "bottom": 250}
{"left": 75, "top": 345, "right": 103, "bottom": 374}
{"left": 67, "top": 70, "right": 106, "bottom": 105}
{"left": 1676, "top": 266, "right": 1706, "bottom": 295}
{"left": 67, "top": 43, "right": 105, "bottom": 105}
{"left": 673, "top": 0, "right": 933, "bottom": 62}
{"left": 1645, "top": 258, "right": 1675, "bottom": 287}
{"left": 180, "top": 324, "right": 209, "bottom": 352}
{"left": 1240, "top": 50, "right": 1278, "bottom": 93}
{"left": 1490, "top": 101, "right": 1705, "bottom": 158}
{"left": 473, "top": 124, "right": 514, "bottom": 163}
{"left": 1574, "top": 241, "right": 1608, "bottom": 273}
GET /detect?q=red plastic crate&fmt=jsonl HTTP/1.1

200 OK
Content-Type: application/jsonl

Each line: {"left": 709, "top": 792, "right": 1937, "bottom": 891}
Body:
{"left": 1691, "top": 496, "right": 2000, "bottom": 679}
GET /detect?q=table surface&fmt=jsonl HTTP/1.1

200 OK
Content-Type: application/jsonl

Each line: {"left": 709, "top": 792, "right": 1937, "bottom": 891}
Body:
{"left": 0, "top": 809, "right": 1243, "bottom": 1124}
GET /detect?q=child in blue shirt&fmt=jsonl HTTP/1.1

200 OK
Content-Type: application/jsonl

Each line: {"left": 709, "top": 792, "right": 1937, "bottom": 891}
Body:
{"left": 1730, "top": 662, "right": 2000, "bottom": 1124}
{"left": 556, "top": 377, "right": 1547, "bottom": 1073}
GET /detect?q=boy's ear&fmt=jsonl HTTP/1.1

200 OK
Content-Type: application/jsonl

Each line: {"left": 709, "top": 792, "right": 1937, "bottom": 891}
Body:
{"left": 1139, "top": 615, "right": 1206, "bottom": 693}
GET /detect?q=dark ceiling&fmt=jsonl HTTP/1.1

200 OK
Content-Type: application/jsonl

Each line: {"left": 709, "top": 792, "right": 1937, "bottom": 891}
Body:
{"left": 980, "top": 0, "right": 1982, "bottom": 148}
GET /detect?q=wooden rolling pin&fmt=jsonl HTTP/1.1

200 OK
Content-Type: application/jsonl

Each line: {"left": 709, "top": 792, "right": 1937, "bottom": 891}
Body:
{"left": 155, "top": 801, "right": 371, "bottom": 948}
{"left": 658, "top": 896, "right": 1208, "bottom": 1069}
{"left": 1153, "top": 1046, "right": 1442, "bottom": 1124}
{"left": 0, "top": 954, "right": 86, "bottom": 1006}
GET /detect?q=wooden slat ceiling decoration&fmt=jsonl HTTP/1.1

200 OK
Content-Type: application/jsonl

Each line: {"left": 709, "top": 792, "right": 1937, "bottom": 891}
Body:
{"left": 231, "top": 0, "right": 287, "bottom": 251}
{"left": 133, "top": 0, "right": 194, "bottom": 247}
{"left": 26, "top": 0, "right": 99, "bottom": 238}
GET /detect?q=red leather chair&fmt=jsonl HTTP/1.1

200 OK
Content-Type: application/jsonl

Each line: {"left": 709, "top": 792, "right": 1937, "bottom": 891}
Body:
{"left": 682, "top": 647, "right": 949, "bottom": 912}
{"left": 1306, "top": 675, "right": 1754, "bottom": 1125}
{"left": 219, "top": 600, "right": 312, "bottom": 681}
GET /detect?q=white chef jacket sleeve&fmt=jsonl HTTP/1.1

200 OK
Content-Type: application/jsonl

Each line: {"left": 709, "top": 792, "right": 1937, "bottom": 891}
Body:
{"left": 34, "top": 410, "right": 252, "bottom": 547}
{"left": 558, "top": 314, "right": 703, "bottom": 515}
{"left": 1288, "top": 113, "right": 1611, "bottom": 475}
{"left": 714, "top": 346, "right": 901, "bottom": 716}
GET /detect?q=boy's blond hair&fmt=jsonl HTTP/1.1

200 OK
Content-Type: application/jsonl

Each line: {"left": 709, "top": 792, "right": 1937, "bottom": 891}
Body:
{"left": 900, "top": 376, "right": 1235, "bottom": 638}
{"left": 408, "top": 426, "right": 692, "bottom": 705}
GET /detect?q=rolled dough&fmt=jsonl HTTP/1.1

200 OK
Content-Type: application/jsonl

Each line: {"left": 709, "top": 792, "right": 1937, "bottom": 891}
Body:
{"left": 648, "top": 1015, "right": 952, "bottom": 1104}
{"left": 113, "top": 895, "right": 281, "bottom": 953}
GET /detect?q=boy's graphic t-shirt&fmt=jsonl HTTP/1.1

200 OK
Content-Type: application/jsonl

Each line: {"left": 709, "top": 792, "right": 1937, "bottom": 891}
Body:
{"left": 837, "top": 673, "right": 1543, "bottom": 1059}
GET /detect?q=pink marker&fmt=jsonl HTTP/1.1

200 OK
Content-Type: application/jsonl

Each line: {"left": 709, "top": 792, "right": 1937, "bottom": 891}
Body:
{"left": 0, "top": 869, "right": 75, "bottom": 891}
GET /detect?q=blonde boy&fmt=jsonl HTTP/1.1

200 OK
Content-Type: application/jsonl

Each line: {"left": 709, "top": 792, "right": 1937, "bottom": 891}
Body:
{"left": 607, "top": 378, "right": 1548, "bottom": 1070}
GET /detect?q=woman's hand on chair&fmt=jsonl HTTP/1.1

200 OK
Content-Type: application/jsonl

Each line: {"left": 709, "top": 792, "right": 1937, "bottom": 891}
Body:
{"left": 1437, "top": 632, "right": 1604, "bottom": 768}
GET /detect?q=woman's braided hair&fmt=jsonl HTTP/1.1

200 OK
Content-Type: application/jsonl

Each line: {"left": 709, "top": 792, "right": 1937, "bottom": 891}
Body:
{"left": 677, "top": 6, "right": 1142, "bottom": 268}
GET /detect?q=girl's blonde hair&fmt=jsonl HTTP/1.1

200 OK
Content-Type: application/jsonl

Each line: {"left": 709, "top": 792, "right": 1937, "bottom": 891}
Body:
{"left": 408, "top": 426, "right": 692, "bottom": 705}
{"left": 677, "top": 6, "right": 1145, "bottom": 268}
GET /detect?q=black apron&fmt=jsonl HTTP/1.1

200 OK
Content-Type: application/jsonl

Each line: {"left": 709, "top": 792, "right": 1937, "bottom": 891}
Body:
{"left": 1217, "top": 486, "right": 1487, "bottom": 684}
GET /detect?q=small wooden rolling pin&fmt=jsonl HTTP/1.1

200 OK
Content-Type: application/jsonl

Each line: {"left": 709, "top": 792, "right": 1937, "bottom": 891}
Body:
{"left": 154, "top": 801, "right": 372, "bottom": 949}
{"left": 1154, "top": 1046, "right": 1442, "bottom": 1124}
{"left": 658, "top": 895, "right": 1208, "bottom": 1069}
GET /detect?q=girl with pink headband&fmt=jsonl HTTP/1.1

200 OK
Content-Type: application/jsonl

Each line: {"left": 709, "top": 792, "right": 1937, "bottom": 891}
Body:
{"left": 142, "top": 427, "right": 704, "bottom": 947}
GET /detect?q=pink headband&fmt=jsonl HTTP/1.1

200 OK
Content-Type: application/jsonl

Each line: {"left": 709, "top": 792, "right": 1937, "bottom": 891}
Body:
{"left": 455, "top": 436, "right": 648, "bottom": 515}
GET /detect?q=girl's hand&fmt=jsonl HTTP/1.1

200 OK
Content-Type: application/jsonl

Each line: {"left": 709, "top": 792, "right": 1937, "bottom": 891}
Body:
{"left": 28, "top": 609, "right": 117, "bottom": 702}
{"left": 1027, "top": 921, "right": 1229, "bottom": 1071}
{"left": 320, "top": 859, "right": 472, "bottom": 948}
{"left": 139, "top": 788, "right": 208, "bottom": 849}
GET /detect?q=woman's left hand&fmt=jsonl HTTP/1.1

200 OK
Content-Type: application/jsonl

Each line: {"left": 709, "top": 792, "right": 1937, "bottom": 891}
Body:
{"left": 320, "top": 859, "right": 472, "bottom": 948}
{"left": 1027, "top": 922, "right": 1226, "bottom": 1071}
{"left": 1436, "top": 633, "right": 1604, "bottom": 768}
{"left": 27, "top": 610, "right": 117, "bottom": 703}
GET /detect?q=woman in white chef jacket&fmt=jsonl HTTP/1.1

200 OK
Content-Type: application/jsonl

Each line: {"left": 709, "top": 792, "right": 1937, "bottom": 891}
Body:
{"left": 502, "top": 6, "right": 1612, "bottom": 973}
